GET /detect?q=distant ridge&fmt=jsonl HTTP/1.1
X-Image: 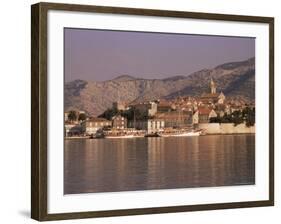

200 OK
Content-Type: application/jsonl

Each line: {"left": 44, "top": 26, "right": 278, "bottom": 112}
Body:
{"left": 112, "top": 75, "right": 137, "bottom": 81}
{"left": 65, "top": 57, "right": 255, "bottom": 116}
{"left": 215, "top": 57, "right": 255, "bottom": 70}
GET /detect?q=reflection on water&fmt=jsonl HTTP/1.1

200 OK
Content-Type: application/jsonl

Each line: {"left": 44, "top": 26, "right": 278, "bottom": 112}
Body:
{"left": 64, "top": 135, "right": 255, "bottom": 194}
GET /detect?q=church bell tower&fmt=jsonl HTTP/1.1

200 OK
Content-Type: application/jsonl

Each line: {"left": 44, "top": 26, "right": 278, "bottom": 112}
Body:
{"left": 210, "top": 78, "right": 216, "bottom": 94}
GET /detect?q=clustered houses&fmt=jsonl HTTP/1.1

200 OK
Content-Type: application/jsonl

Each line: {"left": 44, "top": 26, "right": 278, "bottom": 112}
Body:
{"left": 81, "top": 118, "right": 111, "bottom": 135}
{"left": 64, "top": 78, "right": 254, "bottom": 137}
{"left": 170, "top": 78, "right": 254, "bottom": 126}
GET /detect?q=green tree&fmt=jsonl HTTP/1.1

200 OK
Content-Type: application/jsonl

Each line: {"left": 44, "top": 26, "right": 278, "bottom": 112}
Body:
{"left": 244, "top": 107, "right": 255, "bottom": 127}
{"left": 68, "top": 110, "right": 77, "bottom": 123}
{"left": 98, "top": 107, "right": 118, "bottom": 120}
{"left": 78, "top": 113, "right": 86, "bottom": 122}
{"left": 134, "top": 109, "right": 149, "bottom": 121}
{"left": 209, "top": 107, "right": 255, "bottom": 127}
{"left": 210, "top": 115, "right": 222, "bottom": 123}
{"left": 232, "top": 110, "right": 244, "bottom": 126}
{"left": 221, "top": 113, "right": 232, "bottom": 123}
{"left": 122, "top": 108, "right": 134, "bottom": 120}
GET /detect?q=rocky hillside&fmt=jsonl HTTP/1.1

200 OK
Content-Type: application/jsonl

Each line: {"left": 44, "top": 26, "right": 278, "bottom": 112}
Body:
{"left": 65, "top": 57, "right": 255, "bottom": 116}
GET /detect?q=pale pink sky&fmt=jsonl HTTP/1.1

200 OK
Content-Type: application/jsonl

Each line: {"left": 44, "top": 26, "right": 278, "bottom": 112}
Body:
{"left": 64, "top": 28, "right": 255, "bottom": 82}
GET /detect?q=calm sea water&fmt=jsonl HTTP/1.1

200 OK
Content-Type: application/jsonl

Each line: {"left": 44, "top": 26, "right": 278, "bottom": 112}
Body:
{"left": 64, "top": 135, "right": 255, "bottom": 194}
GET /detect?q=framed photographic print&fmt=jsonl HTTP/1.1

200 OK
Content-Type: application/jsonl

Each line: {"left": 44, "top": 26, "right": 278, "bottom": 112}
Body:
{"left": 31, "top": 2, "right": 274, "bottom": 221}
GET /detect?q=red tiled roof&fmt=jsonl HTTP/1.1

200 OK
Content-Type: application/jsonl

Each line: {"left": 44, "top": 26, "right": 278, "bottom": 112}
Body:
{"left": 158, "top": 102, "right": 171, "bottom": 107}
{"left": 87, "top": 117, "right": 110, "bottom": 122}
{"left": 201, "top": 93, "right": 220, "bottom": 98}
{"left": 198, "top": 107, "right": 212, "bottom": 115}
{"left": 157, "top": 99, "right": 171, "bottom": 107}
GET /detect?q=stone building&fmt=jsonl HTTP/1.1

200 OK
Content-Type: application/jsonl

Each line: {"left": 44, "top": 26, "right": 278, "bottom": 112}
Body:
{"left": 112, "top": 115, "right": 127, "bottom": 129}
{"left": 155, "top": 111, "right": 193, "bottom": 128}
{"left": 130, "top": 101, "right": 158, "bottom": 116}
{"left": 200, "top": 78, "right": 225, "bottom": 105}
{"left": 193, "top": 107, "right": 217, "bottom": 123}
{"left": 112, "top": 101, "right": 126, "bottom": 111}
{"left": 81, "top": 117, "right": 111, "bottom": 135}
{"left": 130, "top": 119, "right": 165, "bottom": 133}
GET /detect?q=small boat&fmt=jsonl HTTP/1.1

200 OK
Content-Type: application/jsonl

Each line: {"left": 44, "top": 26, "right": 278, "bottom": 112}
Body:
{"left": 106, "top": 134, "right": 135, "bottom": 139}
{"left": 145, "top": 132, "right": 161, "bottom": 137}
{"left": 95, "top": 132, "right": 105, "bottom": 139}
{"left": 161, "top": 130, "right": 202, "bottom": 137}
{"left": 89, "top": 132, "right": 105, "bottom": 139}
{"left": 176, "top": 131, "right": 201, "bottom": 137}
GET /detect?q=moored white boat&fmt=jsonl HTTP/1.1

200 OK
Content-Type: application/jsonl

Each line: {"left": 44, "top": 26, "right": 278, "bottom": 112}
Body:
{"left": 106, "top": 134, "right": 136, "bottom": 139}
{"left": 161, "top": 130, "right": 201, "bottom": 137}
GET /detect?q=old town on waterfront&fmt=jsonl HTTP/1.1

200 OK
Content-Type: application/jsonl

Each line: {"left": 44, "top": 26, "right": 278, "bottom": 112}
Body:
{"left": 64, "top": 78, "right": 255, "bottom": 139}
{"left": 63, "top": 29, "right": 256, "bottom": 194}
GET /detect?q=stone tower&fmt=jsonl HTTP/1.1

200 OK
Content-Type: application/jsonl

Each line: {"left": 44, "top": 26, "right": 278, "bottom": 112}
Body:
{"left": 210, "top": 78, "right": 216, "bottom": 94}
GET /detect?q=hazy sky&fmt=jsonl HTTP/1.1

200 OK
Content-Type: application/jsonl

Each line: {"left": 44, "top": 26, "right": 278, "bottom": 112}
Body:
{"left": 64, "top": 28, "right": 255, "bottom": 82}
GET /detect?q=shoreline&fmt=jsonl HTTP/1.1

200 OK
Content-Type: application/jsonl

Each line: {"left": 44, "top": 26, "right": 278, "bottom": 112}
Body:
{"left": 65, "top": 132, "right": 255, "bottom": 140}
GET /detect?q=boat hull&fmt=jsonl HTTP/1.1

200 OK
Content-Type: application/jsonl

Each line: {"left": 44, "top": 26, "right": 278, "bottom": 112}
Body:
{"left": 106, "top": 135, "right": 135, "bottom": 139}
{"left": 161, "top": 131, "right": 201, "bottom": 137}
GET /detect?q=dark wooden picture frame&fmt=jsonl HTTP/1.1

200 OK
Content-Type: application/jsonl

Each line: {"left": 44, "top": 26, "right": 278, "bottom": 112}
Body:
{"left": 31, "top": 2, "right": 274, "bottom": 221}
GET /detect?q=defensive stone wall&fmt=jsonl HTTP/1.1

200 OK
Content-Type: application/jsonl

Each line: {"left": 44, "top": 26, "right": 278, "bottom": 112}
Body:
{"left": 198, "top": 123, "right": 255, "bottom": 134}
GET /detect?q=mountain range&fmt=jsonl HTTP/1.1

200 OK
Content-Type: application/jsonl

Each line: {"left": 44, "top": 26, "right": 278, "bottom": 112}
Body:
{"left": 65, "top": 57, "right": 255, "bottom": 116}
